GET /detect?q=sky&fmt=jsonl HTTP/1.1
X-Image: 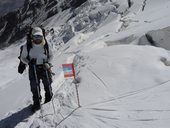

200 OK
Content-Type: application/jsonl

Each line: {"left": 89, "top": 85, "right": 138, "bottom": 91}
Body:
{"left": 1, "top": 0, "right": 170, "bottom": 127}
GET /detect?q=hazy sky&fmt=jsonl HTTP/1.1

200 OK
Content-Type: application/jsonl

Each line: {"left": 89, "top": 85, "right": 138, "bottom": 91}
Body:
{"left": 0, "top": 0, "right": 25, "bottom": 16}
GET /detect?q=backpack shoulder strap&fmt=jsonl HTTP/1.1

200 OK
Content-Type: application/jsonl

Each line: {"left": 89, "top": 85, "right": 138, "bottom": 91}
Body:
{"left": 44, "top": 39, "right": 50, "bottom": 59}
{"left": 41, "top": 27, "right": 50, "bottom": 59}
{"left": 26, "top": 28, "right": 33, "bottom": 61}
{"left": 18, "top": 45, "right": 23, "bottom": 59}
{"left": 26, "top": 43, "right": 31, "bottom": 61}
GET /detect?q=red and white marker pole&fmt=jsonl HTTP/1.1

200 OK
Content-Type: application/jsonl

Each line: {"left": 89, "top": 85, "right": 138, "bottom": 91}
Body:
{"left": 62, "top": 63, "right": 81, "bottom": 107}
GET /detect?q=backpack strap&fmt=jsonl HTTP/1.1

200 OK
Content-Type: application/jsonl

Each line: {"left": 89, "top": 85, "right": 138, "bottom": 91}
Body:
{"left": 41, "top": 27, "right": 50, "bottom": 60}
{"left": 26, "top": 37, "right": 32, "bottom": 61}
{"left": 44, "top": 39, "right": 50, "bottom": 59}
{"left": 18, "top": 45, "right": 23, "bottom": 59}
{"left": 26, "top": 27, "right": 33, "bottom": 61}
{"left": 26, "top": 44, "right": 31, "bottom": 61}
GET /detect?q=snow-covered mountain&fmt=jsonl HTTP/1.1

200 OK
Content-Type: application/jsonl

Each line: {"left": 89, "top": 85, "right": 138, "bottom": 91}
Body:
{"left": 0, "top": 0, "right": 87, "bottom": 48}
{"left": 0, "top": 0, "right": 24, "bottom": 16}
{"left": 1, "top": 0, "right": 170, "bottom": 128}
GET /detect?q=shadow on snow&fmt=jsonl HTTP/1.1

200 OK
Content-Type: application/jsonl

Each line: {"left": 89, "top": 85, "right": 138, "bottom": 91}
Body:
{"left": 0, "top": 105, "right": 33, "bottom": 128}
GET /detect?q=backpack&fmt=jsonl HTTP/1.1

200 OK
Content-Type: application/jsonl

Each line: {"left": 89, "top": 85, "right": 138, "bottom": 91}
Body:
{"left": 18, "top": 27, "right": 50, "bottom": 74}
{"left": 26, "top": 27, "right": 50, "bottom": 60}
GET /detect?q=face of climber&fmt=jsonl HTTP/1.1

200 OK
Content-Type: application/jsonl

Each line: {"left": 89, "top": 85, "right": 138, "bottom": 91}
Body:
{"left": 31, "top": 27, "right": 44, "bottom": 45}
{"left": 32, "top": 35, "right": 43, "bottom": 44}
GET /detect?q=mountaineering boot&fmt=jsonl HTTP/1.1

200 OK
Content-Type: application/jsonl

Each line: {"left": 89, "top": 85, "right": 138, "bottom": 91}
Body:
{"left": 31, "top": 101, "right": 41, "bottom": 112}
{"left": 44, "top": 94, "right": 53, "bottom": 103}
{"left": 31, "top": 99, "right": 41, "bottom": 112}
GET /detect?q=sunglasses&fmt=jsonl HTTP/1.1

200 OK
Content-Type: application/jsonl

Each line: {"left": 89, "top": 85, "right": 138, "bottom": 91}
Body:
{"left": 32, "top": 35, "right": 43, "bottom": 41}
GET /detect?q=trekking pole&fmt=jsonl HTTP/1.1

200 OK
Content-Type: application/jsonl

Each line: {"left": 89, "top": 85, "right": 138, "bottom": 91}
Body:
{"left": 43, "top": 60, "right": 57, "bottom": 116}
{"left": 43, "top": 60, "right": 53, "bottom": 98}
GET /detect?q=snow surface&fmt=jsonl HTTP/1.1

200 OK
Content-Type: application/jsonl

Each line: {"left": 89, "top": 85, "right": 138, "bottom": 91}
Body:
{"left": 1, "top": 0, "right": 170, "bottom": 128}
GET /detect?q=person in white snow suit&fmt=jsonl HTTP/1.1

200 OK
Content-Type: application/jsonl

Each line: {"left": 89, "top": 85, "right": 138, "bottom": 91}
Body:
{"left": 20, "top": 27, "right": 53, "bottom": 111}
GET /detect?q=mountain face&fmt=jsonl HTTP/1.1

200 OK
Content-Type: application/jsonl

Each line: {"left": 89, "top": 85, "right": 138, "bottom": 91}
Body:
{"left": 0, "top": 0, "right": 24, "bottom": 17}
{"left": 0, "top": 0, "right": 87, "bottom": 48}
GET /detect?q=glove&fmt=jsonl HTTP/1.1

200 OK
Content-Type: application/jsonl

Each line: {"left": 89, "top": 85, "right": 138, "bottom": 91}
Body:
{"left": 29, "top": 58, "right": 37, "bottom": 65}
{"left": 43, "top": 63, "right": 51, "bottom": 69}
{"left": 43, "top": 63, "right": 55, "bottom": 75}
{"left": 18, "top": 61, "right": 26, "bottom": 74}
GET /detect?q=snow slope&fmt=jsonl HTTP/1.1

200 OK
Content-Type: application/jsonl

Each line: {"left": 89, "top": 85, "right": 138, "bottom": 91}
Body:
{"left": 56, "top": 45, "right": 170, "bottom": 128}
{"left": 1, "top": 0, "right": 170, "bottom": 128}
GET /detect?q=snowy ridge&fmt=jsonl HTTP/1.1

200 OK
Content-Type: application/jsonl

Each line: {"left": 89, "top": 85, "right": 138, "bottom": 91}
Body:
{"left": 1, "top": 0, "right": 170, "bottom": 128}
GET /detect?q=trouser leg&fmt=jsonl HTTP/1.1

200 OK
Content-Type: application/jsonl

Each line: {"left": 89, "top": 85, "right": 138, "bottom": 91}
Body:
{"left": 30, "top": 80, "right": 41, "bottom": 105}
{"left": 29, "top": 67, "right": 41, "bottom": 106}
{"left": 41, "top": 70, "right": 53, "bottom": 102}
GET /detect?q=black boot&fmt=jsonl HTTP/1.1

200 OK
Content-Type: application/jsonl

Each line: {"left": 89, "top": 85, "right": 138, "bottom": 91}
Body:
{"left": 44, "top": 93, "right": 53, "bottom": 103}
{"left": 31, "top": 98, "right": 41, "bottom": 112}
{"left": 31, "top": 103, "right": 40, "bottom": 112}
